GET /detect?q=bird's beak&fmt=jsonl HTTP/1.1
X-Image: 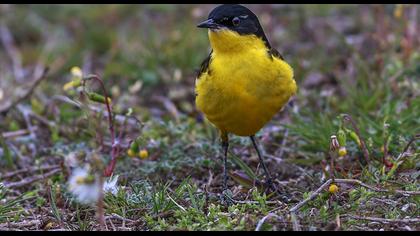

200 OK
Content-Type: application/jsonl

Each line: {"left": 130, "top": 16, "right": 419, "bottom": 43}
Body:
{"left": 197, "top": 19, "right": 220, "bottom": 29}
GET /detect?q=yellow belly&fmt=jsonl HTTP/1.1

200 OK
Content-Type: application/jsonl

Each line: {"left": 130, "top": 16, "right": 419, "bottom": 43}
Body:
{"left": 195, "top": 47, "right": 296, "bottom": 137}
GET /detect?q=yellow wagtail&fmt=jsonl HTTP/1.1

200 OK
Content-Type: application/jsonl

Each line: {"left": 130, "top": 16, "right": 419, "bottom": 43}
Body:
{"left": 195, "top": 4, "right": 297, "bottom": 196}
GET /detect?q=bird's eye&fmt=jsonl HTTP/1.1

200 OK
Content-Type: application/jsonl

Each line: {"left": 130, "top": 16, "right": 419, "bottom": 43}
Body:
{"left": 232, "top": 17, "right": 241, "bottom": 26}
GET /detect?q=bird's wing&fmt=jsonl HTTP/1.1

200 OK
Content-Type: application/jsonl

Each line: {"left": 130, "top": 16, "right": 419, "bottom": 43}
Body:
{"left": 268, "top": 47, "right": 284, "bottom": 61}
{"left": 197, "top": 51, "right": 213, "bottom": 79}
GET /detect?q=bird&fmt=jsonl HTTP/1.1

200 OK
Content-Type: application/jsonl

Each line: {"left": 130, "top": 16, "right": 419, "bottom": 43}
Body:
{"left": 195, "top": 4, "right": 297, "bottom": 198}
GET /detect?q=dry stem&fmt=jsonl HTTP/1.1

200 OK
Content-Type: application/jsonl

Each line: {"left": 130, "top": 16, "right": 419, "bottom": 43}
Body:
{"left": 290, "top": 178, "right": 420, "bottom": 213}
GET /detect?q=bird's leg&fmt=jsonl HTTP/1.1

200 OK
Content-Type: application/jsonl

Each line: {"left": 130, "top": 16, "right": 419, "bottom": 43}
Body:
{"left": 250, "top": 135, "right": 279, "bottom": 195}
{"left": 222, "top": 139, "right": 229, "bottom": 193}
{"left": 219, "top": 132, "right": 233, "bottom": 205}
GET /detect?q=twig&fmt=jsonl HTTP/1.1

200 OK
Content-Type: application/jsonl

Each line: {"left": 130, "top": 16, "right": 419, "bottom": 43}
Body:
{"left": 17, "top": 104, "right": 56, "bottom": 127}
{"left": 4, "top": 168, "right": 60, "bottom": 188}
{"left": 153, "top": 95, "right": 180, "bottom": 122}
{"left": 0, "top": 220, "right": 41, "bottom": 229}
{"left": 370, "top": 197, "right": 399, "bottom": 206}
{"left": 255, "top": 213, "right": 283, "bottom": 231}
{"left": 289, "top": 179, "right": 333, "bottom": 213}
{"left": 0, "top": 67, "right": 49, "bottom": 114}
{"left": 50, "top": 95, "right": 139, "bottom": 127}
{"left": 106, "top": 218, "right": 114, "bottom": 231}
{"left": 105, "top": 213, "right": 135, "bottom": 223}
{"left": 290, "top": 212, "right": 301, "bottom": 231}
{"left": 0, "top": 23, "right": 24, "bottom": 82}
{"left": 290, "top": 178, "right": 420, "bottom": 213}
{"left": 50, "top": 95, "right": 83, "bottom": 107}
{"left": 167, "top": 194, "right": 187, "bottom": 212}
{"left": 396, "top": 133, "right": 420, "bottom": 161}
{"left": 16, "top": 104, "right": 37, "bottom": 141}
{"left": 335, "top": 214, "right": 341, "bottom": 230}
{"left": 206, "top": 170, "right": 214, "bottom": 188}
{"left": 1, "top": 128, "right": 36, "bottom": 139}
{"left": 205, "top": 191, "right": 279, "bottom": 205}
{"left": 103, "top": 140, "right": 129, "bottom": 149}
{"left": 343, "top": 215, "right": 420, "bottom": 224}
{"left": 264, "top": 154, "right": 284, "bottom": 163}
{"left": 0, "top": 164, "right": 60, "bottom": 179}
{"left": 334, "top": 178, "right": 420, "bottom": 195}
{"left": 229, "top": 199, "right": 279, "bottom": 205}
{"left": 268, "top": 203, "right": 288, "bottom": 214}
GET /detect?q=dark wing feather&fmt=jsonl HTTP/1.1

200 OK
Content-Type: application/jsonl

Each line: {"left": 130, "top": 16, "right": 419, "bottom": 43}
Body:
{"left": 197, "top": 51, "right": 213, "bottom": 79}
{"left": 268, "top": 47, "right": 284, "bottom": 61}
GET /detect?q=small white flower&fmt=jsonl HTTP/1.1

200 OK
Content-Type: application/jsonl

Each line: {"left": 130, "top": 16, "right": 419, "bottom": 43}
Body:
{"left": 103, "top": 175, "right": 119, "bottom": 195}
{"left": 68, "top": 166, "right": 101, "bottom": 205}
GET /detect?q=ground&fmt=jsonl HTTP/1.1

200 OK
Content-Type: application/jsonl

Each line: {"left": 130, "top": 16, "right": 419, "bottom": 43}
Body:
{"left": 0, "top": 4, "right": 419, "bottom": 231}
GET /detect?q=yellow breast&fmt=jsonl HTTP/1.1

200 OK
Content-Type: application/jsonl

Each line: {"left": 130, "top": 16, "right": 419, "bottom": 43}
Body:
{"left": 195, "top": 30, "right": 297, "bottom": 137}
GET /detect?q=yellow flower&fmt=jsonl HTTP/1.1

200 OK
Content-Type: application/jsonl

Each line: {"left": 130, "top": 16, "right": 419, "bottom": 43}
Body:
{"left": 338, "top": 147, "right": 347, "bottom": 157}
{"left": 329, "top": 184, "right": 339, "bottom": 194}
{"left": 139, "top": 149, "right": 149, "bottom": 159}
{"left": 71, "top": 66, "right": 83, "bottom": 78}
{"left": 127, "top": 149, "right": 136, "bottom": 158}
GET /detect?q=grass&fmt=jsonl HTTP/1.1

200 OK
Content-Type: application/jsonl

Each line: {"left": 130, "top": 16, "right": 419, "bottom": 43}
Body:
{"left": 0, "top": 4, "right": 419, "bottom": 231}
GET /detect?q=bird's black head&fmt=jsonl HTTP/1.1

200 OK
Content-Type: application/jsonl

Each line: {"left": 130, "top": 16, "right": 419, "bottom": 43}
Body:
{"left": 197, "top": 4, "right": 270, "bottom": 47}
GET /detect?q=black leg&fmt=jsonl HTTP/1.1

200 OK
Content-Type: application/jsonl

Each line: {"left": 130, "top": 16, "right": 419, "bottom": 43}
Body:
{"left": 250, "top": 135, "right": 277, "bottom": 193}
{"left": 222, "top": 140, "right": 229, "bottom": 193}
{"left": 220, "top": 138, "right": 234, "bottom": 206}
